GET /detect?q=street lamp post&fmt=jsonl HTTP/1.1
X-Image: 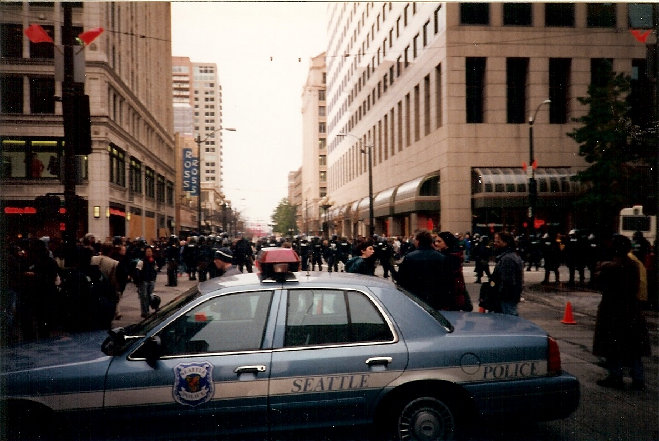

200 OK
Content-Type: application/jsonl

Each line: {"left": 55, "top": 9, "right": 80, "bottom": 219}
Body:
{"left": 319, "top": 196, "right": 334, "bottom": 237}
{"left": 194, "top": 127, "right": 236, "bottom": 233}
{"left": 337, "top": 132, "right": 375, "bottom": 237}
{"left": 528, "top": 100, "right": 551, "bottom": 233}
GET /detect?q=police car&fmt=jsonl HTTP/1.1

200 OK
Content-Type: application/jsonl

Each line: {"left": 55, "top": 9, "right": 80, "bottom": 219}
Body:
{"left": 1, "top": 248, "right": 579, "bottom": 441}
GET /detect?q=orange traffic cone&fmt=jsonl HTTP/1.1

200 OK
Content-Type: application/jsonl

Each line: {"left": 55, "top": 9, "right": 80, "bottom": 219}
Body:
{"left": 561, "top": 302, "right": 577, "bottom": 324}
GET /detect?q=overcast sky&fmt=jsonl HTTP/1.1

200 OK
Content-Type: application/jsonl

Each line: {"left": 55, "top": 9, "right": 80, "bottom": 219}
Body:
{"left": 171, "top": 2, "right": 328, "bottom": 227}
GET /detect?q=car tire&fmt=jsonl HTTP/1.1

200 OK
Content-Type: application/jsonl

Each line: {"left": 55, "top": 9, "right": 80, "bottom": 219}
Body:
{"left": 5, "top": 403, "right": 56, "bottom": 441}
{"left": 395, "top": 396, "right": 457, "bottom": 441}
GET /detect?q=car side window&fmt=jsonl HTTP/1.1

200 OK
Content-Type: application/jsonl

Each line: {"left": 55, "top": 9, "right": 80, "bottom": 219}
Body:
{"left": 157, "top": 290, "right": 273, "bottom": 356}
{"left": 284, "top": 289, "right": 393, "bottom": 347}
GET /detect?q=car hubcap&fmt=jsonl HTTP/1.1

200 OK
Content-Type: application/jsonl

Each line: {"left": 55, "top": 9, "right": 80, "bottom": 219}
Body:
{"left": 399, "top": 398, "right": 454, "bottom": 441}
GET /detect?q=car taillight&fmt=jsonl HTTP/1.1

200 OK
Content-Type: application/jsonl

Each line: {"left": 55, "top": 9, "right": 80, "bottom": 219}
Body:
{"left": 548, "top": 336, "right": 561, "bottom": 375}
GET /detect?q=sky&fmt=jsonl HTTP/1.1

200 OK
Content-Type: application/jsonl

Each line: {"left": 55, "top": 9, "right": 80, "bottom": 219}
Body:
{"left": 171, "top": 2, "right": 328, "bottom": 227}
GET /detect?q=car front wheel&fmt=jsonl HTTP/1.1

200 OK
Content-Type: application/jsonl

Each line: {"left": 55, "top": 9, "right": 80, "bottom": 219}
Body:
{"left": 396, "top": 396, "right": 456, "bottom": 441}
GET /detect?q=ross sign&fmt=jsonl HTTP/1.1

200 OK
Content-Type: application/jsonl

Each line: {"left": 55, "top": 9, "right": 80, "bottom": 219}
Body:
{"left": 182, "top": 148, "right": 199, "bottom": 196}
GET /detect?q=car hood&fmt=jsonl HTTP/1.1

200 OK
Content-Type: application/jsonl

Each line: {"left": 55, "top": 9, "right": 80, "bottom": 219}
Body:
{"left": 1, "top": 331, "right": 111, "bottom": 373}
{"left": 442, "top": 311, "right": 547, "bottom": 337}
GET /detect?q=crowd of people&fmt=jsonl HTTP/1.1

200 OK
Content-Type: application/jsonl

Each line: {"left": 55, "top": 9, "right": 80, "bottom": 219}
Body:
{"left": 2, "top": 228, "right": 654, "bottom": 350}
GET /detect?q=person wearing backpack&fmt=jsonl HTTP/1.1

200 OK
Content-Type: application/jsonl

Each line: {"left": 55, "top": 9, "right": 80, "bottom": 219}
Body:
{"left": 345, "top": 241, "right": 375, "bottom": 275}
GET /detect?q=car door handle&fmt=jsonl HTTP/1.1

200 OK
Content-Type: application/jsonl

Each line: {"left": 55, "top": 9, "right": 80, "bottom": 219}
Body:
{"left": 234, "top": 365, "right": 267, "bottom": 374}
{"left": 365, "top": 357, "right": 393, "bottom": 367}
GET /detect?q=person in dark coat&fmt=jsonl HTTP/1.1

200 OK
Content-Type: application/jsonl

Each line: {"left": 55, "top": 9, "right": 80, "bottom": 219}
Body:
{"left": 564, "top": 230, "right": 587, "bottom": 287}
{"left": 182, "top": 237, "right": 198, "bottom": 280}
{"left": 136, "top": 246, "right": 158, "bottom": 318}
{"left": 472, "top": 235, "right": 492, "bottom": 283}
{"left": 593, "top": 234, "right": 651, "bottom": 390}
{"left": 541, "top": 232, "right": 562, "bottom": 284}
{"left": 491, "top": 231, "right": 524, "bottom": 316}
{"left": 164, "top": 235, "right": 180, "bottom": 287}
{"left": 393, "top": 230, "right": 453, "bottom": 310}
{"left": 298, "top": 238, "right": 311, "bottom": 271}
{"left": 234, "top": 236, "right": 254, "bottom": 273}
{"left": 345, "top": 241, "right": 375, "bottom": 275}
{"left": 311, "top": 237, "right": 323, "bottom": 271}
{"left": 436, "top": 232, "right": 472, "bottom": 311}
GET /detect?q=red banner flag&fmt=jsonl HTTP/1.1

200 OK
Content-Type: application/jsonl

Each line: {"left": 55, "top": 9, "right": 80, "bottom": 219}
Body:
{"left": 24, "top": 24, "right": 53, "bottom": 44}
{"left": 78, "top": 27, "right": 104, "bottom": 45}
{"left": 630, "top": 29, "right": 652, "bottom": 44}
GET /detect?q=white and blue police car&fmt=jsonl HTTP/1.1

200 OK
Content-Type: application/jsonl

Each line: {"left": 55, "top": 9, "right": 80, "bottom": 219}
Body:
{"left": 1, "top": 248, "right": 579, "bottom": 441}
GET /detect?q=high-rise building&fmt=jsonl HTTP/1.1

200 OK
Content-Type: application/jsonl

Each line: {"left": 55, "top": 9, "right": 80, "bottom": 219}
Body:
{"left": 172, "top": 57, "right": 226, "bottom": 233}
{"left": 0, "top": 2, "right": 175, "bottom": 242}
{"left": 324, "top": 3, "right": 649, "bottom": 237}
{"left": 300, "top": 52, "right": 327, "bottom": 236}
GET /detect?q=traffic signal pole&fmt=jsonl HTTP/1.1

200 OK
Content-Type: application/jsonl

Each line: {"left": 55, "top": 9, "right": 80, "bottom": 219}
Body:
{"left": 62, "top": 4, "right": 78, "bottom": 260}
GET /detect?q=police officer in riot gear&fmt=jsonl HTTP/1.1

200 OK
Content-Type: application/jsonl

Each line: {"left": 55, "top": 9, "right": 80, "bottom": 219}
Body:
{"left": 196, "top": 236, "right": 212, "bottom": 282}
{"left": 182, "top": 236, "right": 198, "bottom": 280}
{"left": 299, "top": 237, "right": 311, "bottom": 271}
{"left": 565, "top": 229, "right": 587, "bottom": 287}
{"left": 165, "top": 235, "right": 180, "bottom": 286}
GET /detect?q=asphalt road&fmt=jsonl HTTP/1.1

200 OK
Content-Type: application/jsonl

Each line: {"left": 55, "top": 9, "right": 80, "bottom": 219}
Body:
{"left": 113, "top": 263, "right": 658, "bottom": 441}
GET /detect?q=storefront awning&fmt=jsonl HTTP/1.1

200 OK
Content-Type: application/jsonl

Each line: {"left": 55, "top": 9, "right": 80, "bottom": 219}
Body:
{"left": 393, "top": 173, "right": 440, "bottom": 214}
{"left": 373, "top": 186, "right": 396, "bottom": 217}
{"left": 357, "top": 196, "right": 371, "bottom": 218}
{"left": 471, "top": 167, "right": 577, "bottom": 195}
{"left": 471, "top": 167, "right": 579, "bottom": 209}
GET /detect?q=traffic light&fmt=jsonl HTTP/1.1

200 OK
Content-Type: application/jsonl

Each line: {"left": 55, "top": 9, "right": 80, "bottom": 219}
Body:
{"left": 64, "top": 93, "right": 92, "bottom": 155}
{"left": 35, "top": 195, "right": 62, "bottom": 216}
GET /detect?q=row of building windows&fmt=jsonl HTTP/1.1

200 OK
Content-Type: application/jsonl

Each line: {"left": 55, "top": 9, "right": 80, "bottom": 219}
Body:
{"left": 327, "top": 54, "right": 649, "bottom": 193}
{"left": 1, "top": 138, "right": 87, "bottom": 181}
{"left": 328, "top": 3, "right": 444, "bottom": 139}
{"left": 327, "top": 3, "right": 428, "bottom": 123}
{"left": 460, "top": 3, "right": 622, "bottom": 28}
{"left": 112, "top": 145, "right": 174, "bottom": 205}
{"left": 327, "top": 3, "right": 649, "bottom": 150}
{"left": 0, "top": 23, "right": 83, "bottom": 59}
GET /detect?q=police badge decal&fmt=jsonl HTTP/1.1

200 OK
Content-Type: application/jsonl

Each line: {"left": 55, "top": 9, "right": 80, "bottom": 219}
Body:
{"left": 173, "top": 361, "right": 214, "bottom": 406}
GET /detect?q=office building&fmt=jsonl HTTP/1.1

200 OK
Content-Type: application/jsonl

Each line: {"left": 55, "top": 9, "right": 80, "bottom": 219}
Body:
{"left": 300, "top": 52, "right": 328, "bottom": 236}
{"left": 172, "top": 57, "right": 227, "bottom": 234}
{"left": 1, "top": 2, "right": 175, "bottom": 242}
{"left": 325, "top": 2, "right": 649, "bottom": 237}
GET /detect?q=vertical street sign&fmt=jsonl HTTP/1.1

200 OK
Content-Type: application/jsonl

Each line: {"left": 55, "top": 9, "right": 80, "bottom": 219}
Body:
{"left": 183, "top": 148, "right": 199, "bottom": 196}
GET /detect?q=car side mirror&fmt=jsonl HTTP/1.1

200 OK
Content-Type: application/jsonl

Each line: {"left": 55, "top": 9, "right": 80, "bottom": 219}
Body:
{"left": 143, "top": 336, "right": 162, "bottom": 367}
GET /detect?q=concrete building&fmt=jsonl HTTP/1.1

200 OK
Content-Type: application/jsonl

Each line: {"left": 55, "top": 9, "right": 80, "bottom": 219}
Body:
{"left": 1, "top": 2, "right": 175, "bottom": 242}
{"left": 300, "top": 52, "right": 328, "bottom": 236}
{"left": 288, "top": 168, "right": 303, "bottom": 232}
{"left": 325, "top": 3, "right": 650, "bottom": 237}
{"left": 171, "top": 57, "right": 227, "bottom": 234}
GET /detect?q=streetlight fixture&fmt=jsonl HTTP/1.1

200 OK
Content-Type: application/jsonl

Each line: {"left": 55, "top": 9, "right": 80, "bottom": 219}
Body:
{"left": 194, "top": 127, "right": 236, "bottom": 234}
{"left": 319, "top": 195, "right": 334, "bottom": 237}
{"left": 528, "top": 99, "right": 551, "bottom": 233}
{"left": 337, "top": 132, "right": 375, "bottom": 237}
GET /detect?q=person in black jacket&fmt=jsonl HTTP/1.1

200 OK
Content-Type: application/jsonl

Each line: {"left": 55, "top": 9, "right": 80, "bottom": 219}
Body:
{"left": 165, "top": 235, "right": 180, "bottom": 287}
{"left": 393, "top": 230, "right": 452, "bottom": 310}
{"left": 136, "top": 246, "right": 158, "bottom": 318}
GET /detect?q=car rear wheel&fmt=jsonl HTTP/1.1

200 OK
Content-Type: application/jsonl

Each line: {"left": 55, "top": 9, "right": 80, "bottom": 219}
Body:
{"left": 396, "top": 396, "right": 456, "bottom": 441}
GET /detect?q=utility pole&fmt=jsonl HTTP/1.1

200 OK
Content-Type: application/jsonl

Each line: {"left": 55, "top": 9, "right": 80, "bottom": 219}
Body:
{"left": 62, "top": 3, "right": 78, "bottom": 260}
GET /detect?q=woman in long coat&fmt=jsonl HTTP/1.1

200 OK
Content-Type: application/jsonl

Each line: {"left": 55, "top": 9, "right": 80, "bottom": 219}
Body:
{"left": 593, "top": 234, "right": 650, "bottom": 390}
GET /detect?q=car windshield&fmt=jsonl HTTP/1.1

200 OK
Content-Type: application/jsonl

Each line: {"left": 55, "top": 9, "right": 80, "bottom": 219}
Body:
{"left": 104, "top": 287, "right": 201, "bottom": 354}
